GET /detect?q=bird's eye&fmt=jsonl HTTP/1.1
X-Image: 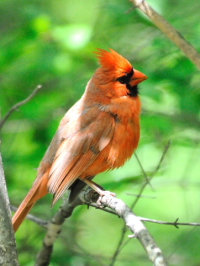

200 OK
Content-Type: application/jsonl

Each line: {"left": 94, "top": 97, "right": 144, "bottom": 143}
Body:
{"left": 117, "top": 75, "right": 129, "bottom": 84}
{"left": 116, "top": 69, "right": 134, "bottom": 84}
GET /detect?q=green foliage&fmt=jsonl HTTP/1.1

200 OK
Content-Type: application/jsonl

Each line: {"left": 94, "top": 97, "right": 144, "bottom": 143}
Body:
{"left": 1, "top": 0, "right": 200, "bottom": 265}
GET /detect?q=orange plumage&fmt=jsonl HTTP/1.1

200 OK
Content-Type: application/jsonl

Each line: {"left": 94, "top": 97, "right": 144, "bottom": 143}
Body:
{"left": 12, "top": 49, "right": 147, "bottom": 232}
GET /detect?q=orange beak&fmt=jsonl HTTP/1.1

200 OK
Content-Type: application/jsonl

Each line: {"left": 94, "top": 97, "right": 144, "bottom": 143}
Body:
{"left": 130, "top": 69, "right": 148, "bottom": 86}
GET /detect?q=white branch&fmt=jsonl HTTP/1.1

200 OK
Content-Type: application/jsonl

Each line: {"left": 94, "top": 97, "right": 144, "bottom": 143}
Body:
{"left": 80, "top": 189, "right": 169, "bottom": 266}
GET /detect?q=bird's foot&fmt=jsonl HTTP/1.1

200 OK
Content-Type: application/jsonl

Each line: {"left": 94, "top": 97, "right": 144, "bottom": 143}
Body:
{"left": 97, "top": 190, "right": 116, "bottom": 207}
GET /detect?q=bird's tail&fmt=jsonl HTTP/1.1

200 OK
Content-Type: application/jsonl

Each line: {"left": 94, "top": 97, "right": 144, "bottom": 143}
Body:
{"left": 12, "top": 173, "right": 49, "bottom": 232}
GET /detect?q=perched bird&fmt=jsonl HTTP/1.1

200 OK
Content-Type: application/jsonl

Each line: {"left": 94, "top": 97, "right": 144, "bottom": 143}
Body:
{"left": 12, "top": 48, "right": 148, "bottom": 232}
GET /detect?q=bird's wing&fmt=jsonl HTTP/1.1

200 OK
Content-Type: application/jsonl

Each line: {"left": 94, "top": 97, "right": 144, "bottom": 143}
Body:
{"left": 47, "top": 106, "right": 115, "bottom": 204}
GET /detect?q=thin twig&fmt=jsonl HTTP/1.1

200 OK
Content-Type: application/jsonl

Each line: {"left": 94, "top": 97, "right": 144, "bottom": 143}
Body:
{"left": 126, "top": 192, "right": 156, "bottom": 199}
{"left": 151, "top": 140, "right": 171, "bottom": 177}
{"left": 134, "top": 152, "right": 151, "bottom": 185}
{"left": 0, "top": 85, "right": 42, "bottom": 130}
{"left": 139, "top": 217, "right": 200, "bottom": 228}
{"left": 132, "top": 140, "right": 171, "bottom": 209}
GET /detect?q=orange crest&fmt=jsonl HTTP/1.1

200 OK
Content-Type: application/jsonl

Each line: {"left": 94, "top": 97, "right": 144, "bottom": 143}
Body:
{"left": 94, "top": 48, "right": 133, "bottom": 74}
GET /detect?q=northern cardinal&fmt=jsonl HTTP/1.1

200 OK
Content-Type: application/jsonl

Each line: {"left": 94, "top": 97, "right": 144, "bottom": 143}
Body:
{"left": 12, "top": 49, "right": 147, "bottom": 232}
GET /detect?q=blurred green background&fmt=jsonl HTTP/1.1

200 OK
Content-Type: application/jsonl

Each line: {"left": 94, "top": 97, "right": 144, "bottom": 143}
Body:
{"left": 1, "top": 0, "right": 200, "bottom": 265}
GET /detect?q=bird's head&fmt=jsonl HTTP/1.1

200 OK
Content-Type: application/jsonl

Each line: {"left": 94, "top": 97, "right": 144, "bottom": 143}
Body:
{"left": 93, "top": 48, "right": 148, "bottom": 98}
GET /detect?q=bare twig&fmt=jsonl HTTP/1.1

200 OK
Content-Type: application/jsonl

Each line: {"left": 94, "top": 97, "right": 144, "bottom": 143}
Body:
{"left": 126, "top": 192, "right": 156, "bottom": 199}
{"left": 151, "top": 140, "right": 171, "bottom": 177}
{"left": 129, "top": 0, "right": 200, "bottom": 69}
{"left": 0, "top": 85, "right": 42, "bottom": 130}
{"left": 134, "top": 152, "right": 152, "bottom": 186}
{"left": 132, "top": 140, "right": 171, "bottom": 209}
{"left": 139, "top": 217, "right": 200, "bottom": 228}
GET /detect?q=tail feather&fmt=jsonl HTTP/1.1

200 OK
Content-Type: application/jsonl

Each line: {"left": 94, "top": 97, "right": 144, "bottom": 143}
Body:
{"left": 12, "top": 201, "right": 35, "bottom": 232}
{"left": 12, "top": 174, "right": 49, "bottom": 232}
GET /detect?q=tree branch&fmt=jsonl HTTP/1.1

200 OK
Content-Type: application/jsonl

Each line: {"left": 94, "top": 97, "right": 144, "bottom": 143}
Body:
{"left": 0, "top": 154, "right": 19, "bottom": 266}
{"left": 0, "top": 84, "right": 42, "bottom": 130}
{"left": 129, "top": 0, "right": 200, "bottom": 69}
{"left": 79, "top": 189, "right": 169, "bottom": 266}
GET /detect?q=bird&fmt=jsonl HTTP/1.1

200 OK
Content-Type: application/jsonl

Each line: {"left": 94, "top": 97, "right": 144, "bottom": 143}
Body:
{"left": 12, "top": 48, "right": 148, "bottom": 232}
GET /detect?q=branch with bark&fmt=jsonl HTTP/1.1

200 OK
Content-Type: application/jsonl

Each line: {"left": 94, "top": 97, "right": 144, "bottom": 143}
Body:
{"left": 129, "top": 0, "right": 200, "bottom": 69}
{"left": 0, "top": 154, "right": 19, "bottom": 266}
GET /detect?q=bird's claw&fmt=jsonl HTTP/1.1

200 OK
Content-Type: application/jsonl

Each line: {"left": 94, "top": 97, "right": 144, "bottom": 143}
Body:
{"left": 97, "top": 190, "right": 116, "bottom": 208}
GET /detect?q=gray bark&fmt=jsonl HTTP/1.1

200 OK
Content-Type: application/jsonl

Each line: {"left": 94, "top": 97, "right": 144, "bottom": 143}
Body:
{"left": 0, "top": 153, "right": 19, "bottom": 266}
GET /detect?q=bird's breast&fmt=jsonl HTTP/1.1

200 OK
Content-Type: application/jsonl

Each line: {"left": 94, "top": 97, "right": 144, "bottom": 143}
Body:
{"left": 106, "top": 96, "right": 141, "bottom": 168}
{"left": 82, "top": 97, "right": 141, "bottom": 177}
{"left": 105, "top": 115, "right": 140, "bottom": 168}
